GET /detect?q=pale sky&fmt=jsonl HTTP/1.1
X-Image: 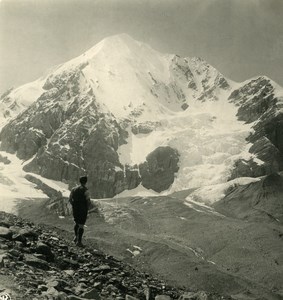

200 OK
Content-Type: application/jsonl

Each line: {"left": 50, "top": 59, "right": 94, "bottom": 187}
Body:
{"left": 0, "top": 0, "right": 283, "bottom": 94}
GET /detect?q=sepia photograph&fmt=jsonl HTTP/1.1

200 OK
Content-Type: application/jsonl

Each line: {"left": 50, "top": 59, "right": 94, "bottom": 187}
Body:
{"left": 0, "top": 0, "right": 282, "bottom": 299}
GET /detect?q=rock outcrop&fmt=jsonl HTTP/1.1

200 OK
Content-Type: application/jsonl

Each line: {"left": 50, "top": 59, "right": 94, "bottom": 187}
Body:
{"left": 139, "top": 147, "right": 179, "bottom": 192}
{"left": 0, "top": 76, "right": 141, "bottom": 198}
{"left": 229, "top": 76, "right": 283, "bottom": 179}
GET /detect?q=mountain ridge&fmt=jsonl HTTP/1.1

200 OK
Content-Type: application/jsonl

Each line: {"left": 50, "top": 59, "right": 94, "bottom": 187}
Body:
{"left": 0, "top": 34, "right": 283, "bottom": 198}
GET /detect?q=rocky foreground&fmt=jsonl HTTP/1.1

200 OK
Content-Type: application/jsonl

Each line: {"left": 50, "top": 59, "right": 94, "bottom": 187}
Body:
{"left": 0, "top": 211, "right": 231, "bottom": 300}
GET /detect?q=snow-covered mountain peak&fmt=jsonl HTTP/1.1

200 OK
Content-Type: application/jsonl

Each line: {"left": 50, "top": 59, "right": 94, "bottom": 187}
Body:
{"left": 37, "top": 34, "right": 237, "bottom": 121}
{"left": 0, "top": 34, "right": 237, "bottom": 126}
{"left": 1, "top": 34, "right": 283, "bottom": 200}
{"left": 95, "top": 33, "right": 148, "bottom": 53}
{"left": 53, "top": 33, "right": 167, "bottom": 76}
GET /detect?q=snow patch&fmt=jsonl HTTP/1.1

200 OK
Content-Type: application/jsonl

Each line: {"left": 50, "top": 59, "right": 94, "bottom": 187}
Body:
{"left": 184, "top": 200, "right": 225, "bottom": 217}
{"left": 0, "top": 151, "right": 47, "bottom": 213}
{"left": 0, "top": 151, "right": 71, "bottom": 214}
{"left": 118, "top": 128, "right": 168, "bottom": 165}
{"left": 26, "top": 173, "right": 70, "bottom": 197}
{"left": 114, "top": 184, "right": 159, "bottom": 198}
{"left": 133, "top": 245, "right": 142, "bottom": 251}
{"left": 185, "top": 177, "right": 261, "bottom": 205}
{"left": 126, "top": 244, "right": 143, "bottom": 257}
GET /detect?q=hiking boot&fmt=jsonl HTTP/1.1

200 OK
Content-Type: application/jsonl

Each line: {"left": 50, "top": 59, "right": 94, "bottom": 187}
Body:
{"left": 76, "top": 241, "right": 85, "bottom": 248}
{"left": 76, "top": 227, "right": 84, "bottom": 247}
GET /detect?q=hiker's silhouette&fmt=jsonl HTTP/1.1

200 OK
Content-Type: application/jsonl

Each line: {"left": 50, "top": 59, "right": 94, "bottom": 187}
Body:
{"left": 69, "top": 176, "right": 91, "bottom": 247}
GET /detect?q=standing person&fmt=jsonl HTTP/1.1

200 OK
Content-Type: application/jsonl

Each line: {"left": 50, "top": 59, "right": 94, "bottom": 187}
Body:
{"left": 69, "top": 176, "right": 91, "bottom": 247}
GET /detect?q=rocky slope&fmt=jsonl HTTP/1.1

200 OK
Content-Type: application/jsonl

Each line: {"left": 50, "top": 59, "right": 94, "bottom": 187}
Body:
{"left": 0, "top": 211, "right": 233, "bottom": 300}
{"left": 15, "top": 179, "right": 283, "bottom": 300}
{"left": 214, "top": 172, "right": 283, "bottom": 222}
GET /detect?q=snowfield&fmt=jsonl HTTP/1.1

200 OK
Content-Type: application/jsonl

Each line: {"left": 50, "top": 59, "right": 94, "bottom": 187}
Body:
{"left": 0, "top": 151, "right": 69, "bottom": 213}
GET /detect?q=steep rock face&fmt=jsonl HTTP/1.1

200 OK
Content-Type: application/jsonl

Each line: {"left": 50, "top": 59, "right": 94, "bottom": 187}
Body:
{"left": 0, "top": 103, "right": 64, "bottom": 160}
{"left": 139, "top": 146, "right": 179, "bottom": 192}
{"left": 113, "top": 165, "right": 141, "bottom": 196}
{"left": 169, "top": 56, "right": 231, "bottom": 106}
{"left": 0, "top": 62, "right": 141, "bottom": 198}
{"left": 20, "top": 109, "right": 140, "bottom": 198}
{"left": 229, "top": 137, "right": 283, "bottom": 179}
{"left": 229, "top": 77, "right": 283, "bottom": 178}
{"left": 251, "top": 112, "right": 283, "bottom": 153}
{"left": 229, "top": 77, "right": 276, "bottom": 123}
{"left": 189, "top": 57, "right": 230, "bottom": 102}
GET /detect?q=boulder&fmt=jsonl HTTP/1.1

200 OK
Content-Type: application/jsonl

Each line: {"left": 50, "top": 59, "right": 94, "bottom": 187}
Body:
{"left": 8, "top": 249, "right": 22, "bottom": 258}
{"left": 19, "top": 228, "right": 39, "bottom": 239}
{"left": 67, "top": 296, "right": 88, "bottom": 300}
{"left": 0, "top": 253, "right": 8, "bottom": 267}
{"left": 155, "top": 295, "right": 172, "bottom": 300}
{"left": 35, "top": 241, "right": 54, "bottom": 261}
{"left": 12, "top": 233, "right": 27, "bottom": 244}
{"left": 9, "top": 225, "right": 21, "bottom": 234}
{"left": 126, "top": 295, "right": 139, "bottom": 300}
{"left": 24, "top": 254, "right": 50, "bottom": 270}
{"left": 61, "top": 258, "right": 80, "bottom": 269}
{"left": 75, "top": 282, "right": 88, "bottom": 295}
{"left": 64, "top": 269, "right": 75, "bottom": 276}
{"left": 0, "top": 227, "right": 12, "bottom": 240}
{"left": 41, "top": 287, "right": 68, "bottom": 299}
{"left": 0, "top": 220, "right": 11, "bottom": 228}
{"left": 81, "top": 288, "right": 101, "bottom": 299}
{"left": 92, "top": 264, "right": 111, "bottom": 273}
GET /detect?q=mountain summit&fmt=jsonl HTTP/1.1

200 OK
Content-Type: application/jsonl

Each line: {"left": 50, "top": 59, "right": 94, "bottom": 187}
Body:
{"left": 0, "top": 34, "right": 232, "bottom": 124}
{"left": 0, "top": 34, "right": 283, "bottom": 198}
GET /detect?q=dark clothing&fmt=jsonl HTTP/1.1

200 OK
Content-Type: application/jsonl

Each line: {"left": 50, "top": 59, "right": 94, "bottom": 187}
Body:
{"left": 69, "top": 185, "right": 91, "bottom": 225}
{"left": 69, "top": 183, "right": 91, "bottom": 247}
